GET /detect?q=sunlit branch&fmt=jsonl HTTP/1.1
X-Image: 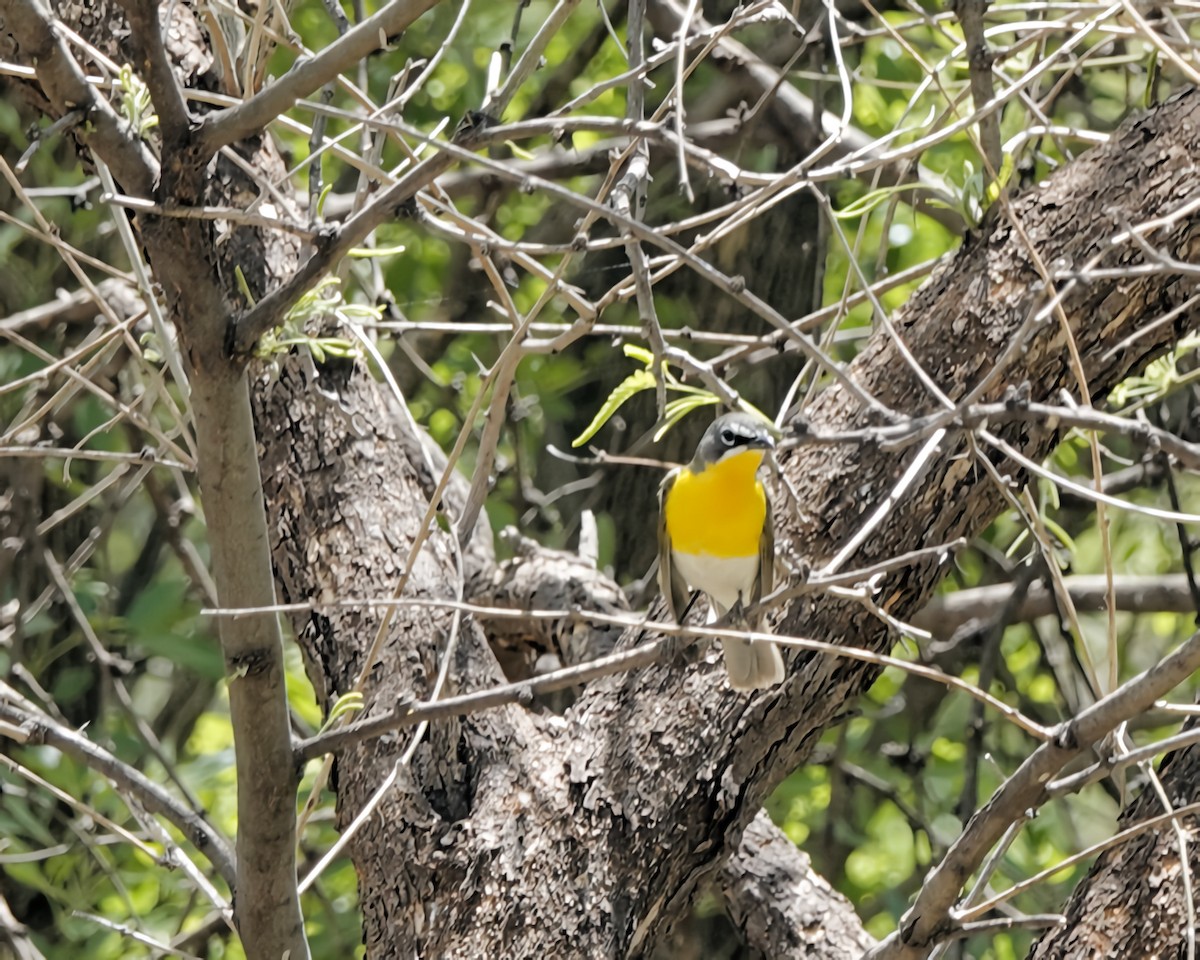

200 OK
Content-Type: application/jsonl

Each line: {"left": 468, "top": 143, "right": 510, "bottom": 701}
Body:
{"left": 0, "top": 696, "right": 237, "bottom": 890}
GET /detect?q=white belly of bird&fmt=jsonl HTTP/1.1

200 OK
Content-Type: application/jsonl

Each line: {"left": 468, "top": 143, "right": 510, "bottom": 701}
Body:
{"left": 671, "top": 550, "right": 759, "bottom": 616}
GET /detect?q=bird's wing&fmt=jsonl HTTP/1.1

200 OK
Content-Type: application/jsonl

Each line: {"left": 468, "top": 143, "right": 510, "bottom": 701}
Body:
{"left": 658, "top": 469, "right": 691, "bottom": 622}
{"left": 754, "top": 483, "right": 774, "bottom": 608}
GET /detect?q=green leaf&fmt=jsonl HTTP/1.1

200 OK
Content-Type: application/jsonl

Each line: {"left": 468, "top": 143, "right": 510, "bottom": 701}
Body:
{"left": 571, "top": 368, "right": 656, "bottom": 446}
{"left": 316, "top": 183, "right": 333, "bottom": 219}
{"left": 984, "top": 152, "right": 1016, "bottom": 207}
{"left": 1144, "top": 49, "right": 1160, "bottom": 109}
{"left": 505, "top": 139, "right": 536, "bottom": 160}
{"left": 832, "top": 183, "right": 924, "bottom": 220}
{"left": 654, "top": 394, "right": 719, "bottom": 441}
{"left": 315, "top": 337, "right": 358, "bottom": 359}
{"left": 664, "top": 378, "right": 713, "bottom": 397}
{"left": 1005, "top": 528, "right": 1029, "bottom": 558}
{"left": 234, "top": 265, "right": 256, "bottom": 307}
{"left": 1042, "top": 515, "right": 1077, "bottom": 553}
{"left": 347, "top": 244, "right": 407, "bottom": 259}
{"left": 319, "top": 692, "right": 365, "bottom": 733}
{"left": 576, "top": 342, "right": 777, "bottom": 447}
{"left": 622, "top": 343, "right": 654, "bottom": 366}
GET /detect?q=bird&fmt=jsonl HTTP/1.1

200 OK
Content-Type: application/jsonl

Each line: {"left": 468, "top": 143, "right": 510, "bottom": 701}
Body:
{"left": 658, "top": 412, "right": 786, "bottom": 689}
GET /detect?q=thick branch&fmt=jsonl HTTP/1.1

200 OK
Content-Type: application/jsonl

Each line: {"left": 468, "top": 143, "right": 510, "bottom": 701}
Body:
{"left": 721, "top": 811, "right": 876, "bottom": 957}
{"left": 197, "top": 0, "right": 443, "bottom": 153}
{"left": 190, "top": 367, "right": 309, "bottom": 960}
{"left": 870, "top": 627, "right": 1200, "bottom": 958}
{"left": 1028, "top": 730, "right": 1200, "bottom": 959}
{"left": 916, "top": 574, "right": 1200, "bottom": 639}
{"left": 0, "top": 0, "right": 158, "bottom": 195}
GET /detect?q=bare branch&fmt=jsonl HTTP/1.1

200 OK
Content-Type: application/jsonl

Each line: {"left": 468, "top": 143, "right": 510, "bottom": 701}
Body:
{"left": 977, "top": 797, "right": 1200, "bottom": 914}
{"left": 916, "top": 574, "right": 1200, "bottom": 640}
{"left": 784, "top": 398, "right": 1200, "bottom": 480}
{"left": 964, "top": 399, "right": 1200, "bottom": 469}
{"left": 290, "top": 606, "right": 1048, "bottom": 763}
{"left": 868, "top": 627, "right": 1200, "bottom": 959}
{"left": 197, "top": 0, "right": 443, "bottom": 153}
{"left": 0, "top": 890, "right": 46, "bottom": 960}
{"left": 649, "top": 0, "right": 965, "bottom": 231}
{"left": 0, "top": 0, "right": 158, "bottom": 195}
{"left": 103, "top": 192, "right": 320, "bottom": 239}
{"left": 232, "top": 120, "right": 881, "bottom": 419}
{"left": 950, "top": 0, "right": 1002, "bottom": 172}
{"left": 944, "top": 914, "right": 1065, "bottom": 940}
{"left": 189, "top": 370, "right": 309, "bottom": 960}
{"left": 613, "top": 0, "right": 670, "bottom": 411}
{"left": 231, "top": 152, "right": 450, "bottom": 352}
{"left": 1028, "top": 736, "right": 1200, "bottom": 959}
{"left": 0, "top": 695, "right": 237, "bottom": 890}
{"left": 483, "top": 0, "right": 584, "bottom": 117}
{"left": 116, "top": 0, "right": 193, "bottom": 142}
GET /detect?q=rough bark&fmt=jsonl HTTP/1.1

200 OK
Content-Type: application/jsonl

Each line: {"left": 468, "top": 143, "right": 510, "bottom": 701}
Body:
{"left": 258, "top": 92, "right": 1200, "bottom": 958}
{"left": 721, "top": 811, "right": 877, "bottom": 958}
{"left": 253, "top": 354, "right": 534, "bottom": 955}
{"left": 470, "top": 535, "right": 628, "bottom": 681}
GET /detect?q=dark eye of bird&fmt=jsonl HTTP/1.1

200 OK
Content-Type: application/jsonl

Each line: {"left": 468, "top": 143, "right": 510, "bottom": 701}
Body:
{"left": 721, "top": 429, "right": 736, "bottom": 445}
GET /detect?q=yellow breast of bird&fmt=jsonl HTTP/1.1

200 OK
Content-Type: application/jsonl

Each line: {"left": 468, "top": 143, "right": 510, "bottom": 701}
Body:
{"left": 664, "top": 450, "right": 766, "bottom": 558}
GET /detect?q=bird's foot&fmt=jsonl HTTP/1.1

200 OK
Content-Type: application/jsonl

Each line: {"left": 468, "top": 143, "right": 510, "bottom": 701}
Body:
{"left": 723, "top": 595, "right": 750, "bottom": 629}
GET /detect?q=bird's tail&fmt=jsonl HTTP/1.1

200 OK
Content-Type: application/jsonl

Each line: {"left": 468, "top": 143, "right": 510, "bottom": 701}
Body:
{"left": 721, "top": 637, "right": 785, "bottom": 690}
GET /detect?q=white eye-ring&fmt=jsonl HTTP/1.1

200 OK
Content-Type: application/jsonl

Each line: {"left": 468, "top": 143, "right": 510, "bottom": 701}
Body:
{"left": 721, "top": 428, "right": 737, "bottom": 445}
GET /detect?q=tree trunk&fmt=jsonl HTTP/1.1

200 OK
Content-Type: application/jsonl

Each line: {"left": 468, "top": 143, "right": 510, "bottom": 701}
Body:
{"left": 257, "top": 91, "right": 1200, "bottom": 956}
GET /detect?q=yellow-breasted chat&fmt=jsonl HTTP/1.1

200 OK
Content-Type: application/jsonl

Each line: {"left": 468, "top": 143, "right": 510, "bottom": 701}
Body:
{"left": 658, "top": 412, "right": 785, "bottom": 689}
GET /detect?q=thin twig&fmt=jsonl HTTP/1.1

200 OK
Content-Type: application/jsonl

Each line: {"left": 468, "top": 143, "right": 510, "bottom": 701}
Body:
{"left": 291, "top": 609, "right": 1049, "bottom": 762}
{"left": 198, "top": 0, "right": 444, "bottom": 152}
{"left": 869, "top": 626, "right": 1200, "bottom": 959}
{"left": 0, "top": 695, "right": 237, "bottom": 889}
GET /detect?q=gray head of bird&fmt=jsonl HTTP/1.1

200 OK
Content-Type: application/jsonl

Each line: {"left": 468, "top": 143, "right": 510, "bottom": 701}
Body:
{"left": 691, "top": 412, "right": 776, "bottom": 470}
